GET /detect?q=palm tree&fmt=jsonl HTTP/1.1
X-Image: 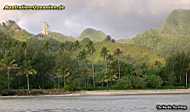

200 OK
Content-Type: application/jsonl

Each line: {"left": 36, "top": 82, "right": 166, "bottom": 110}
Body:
{"left": 105, "top": 53, "right": 114, "bottom": 88}
{"left": 77, "top": 49, "right": 88, "bottom": 88}
{"left": 0, "top": 58, "right": 18, "bottom": 90}
{"left": 77, "top": 49, "right": 87, "bottom": 71}
{"left": 100, "top": 47, "right": 109, "bottom": 88}
{"left": 18, "top": 65, "right": 37, "bottom": 92}
{"left": 55, "top": 68, "right": 62, "bottom": 89}
{"left": 73, "top": 40, "right": 80, "bottom": 50}
{"left": 56, "top": 67, "right": 71, "bottom": 89}
{"left": 101, "top": 47, "right": 109, "bottom": 61}
{"left": 114, "top": 48, "right": 122, "bottom": 79}
{"left": 63, "top": 70, "right": 71, "bottom": 87}
{"left": 21, "top": 41, "right": 37, "bottom": 93}
{"left": 100, "top": 47, "right": 109, "bottom": 73}
{"left": 86, "top": 41, "right": 96, "bottom": 88}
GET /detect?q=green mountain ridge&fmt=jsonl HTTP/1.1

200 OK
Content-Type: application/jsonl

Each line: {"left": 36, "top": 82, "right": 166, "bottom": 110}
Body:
{"left": 0, "top": 20, "right": 32, "bottom": 41}
{"left": 0, "top": 21, "right": 108, "bottom": 43}
{"left": 1, "top": 9, "right": 189, "bottom": 61}
{"left": 0, "top": 20, "right": 163, "bottom": 68}
{"left": 161, "top": 9, "right": 190, "bottom": 36}
{"left": 125, "top": 9, "right": 190, "bottom": 56}
{"left": 79, "top": 28, "right": 107, "bottom": 42}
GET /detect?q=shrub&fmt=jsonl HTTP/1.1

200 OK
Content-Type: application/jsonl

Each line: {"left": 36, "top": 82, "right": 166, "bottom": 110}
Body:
{"left": 1, "top": 90, "right": 17, "bottom": 96}
{"left": 146, "top": 75, "right": 163, "bottom": 89}
{"left": 30, "top": 90, "right": 45, "bottom": 95}
{"left": 0, "top": 75, "right": 7, "bottom": 92}
{"left": 112, "top": 76, "right": 132, "bottom": 89}
{"left": 64, "top": 84, "right": 74, "bottom": 91}
{"left": 131, "top": 76, "right": 147, "bottom": 89}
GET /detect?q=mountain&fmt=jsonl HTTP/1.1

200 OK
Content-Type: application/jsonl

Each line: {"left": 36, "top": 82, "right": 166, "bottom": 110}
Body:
{"left": 0, "top": 21, "right": 111, "bottom": 43}
{"left": 161, "top": 9, "right": 190, "bottom": 36}
{"left": 80, "top": 28, "right": 107, "bottom": 42}
{"left": 0, "top": 20, "right": 32, "bottom": 41}
{"left": 125, "top": 9, "right": 190, "bottom": 57}
{"left": 0, "top": 20, "right": 164, "bottom": 68}
{"left": 0, "top": 20, "right": 76, "bottom": 42}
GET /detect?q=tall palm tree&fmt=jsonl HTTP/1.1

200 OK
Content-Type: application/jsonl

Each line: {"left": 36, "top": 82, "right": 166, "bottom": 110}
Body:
{"left": 114, "top": 48, "right": 122, "bottom": 79}
{"left": 21, "top": 41, "right": 37, "bottom": 93}
{"left": 105, "top": 53, "right": 114, "bottom": 88}
{"left": 77, "top": 49, "right": 87, "bottom": 69}
{"left": 86, "top": 41, "right": 96, "bottom": 88}
{"left": 18, "top": 65, "right": 37, "bottom": 92}
{"left": 0, "top": 58, "right": 18, "bottom": 90}
{"left": 100, "top": 47, "right": 109, "bottom": 73}
{"left": 77, "top": 49, "right": 88, "bottom": 88}
{"left": 56, "top": 67, "right": 71, "bottom": 89}
{"left": 55, "top": 68, "right": 62, "bottom": 89}
{"left": 100, "top": 47, "right": 109, "bottom": 88}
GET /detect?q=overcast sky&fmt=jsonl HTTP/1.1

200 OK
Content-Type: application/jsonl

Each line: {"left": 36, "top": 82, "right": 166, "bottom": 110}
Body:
{"left": 0, "top": 0, "right": 190, "bottom": 39}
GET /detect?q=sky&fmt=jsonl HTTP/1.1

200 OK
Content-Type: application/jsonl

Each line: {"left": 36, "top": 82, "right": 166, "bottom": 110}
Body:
{"left": 0, "top": 0, "right": 190, "bottom": 39}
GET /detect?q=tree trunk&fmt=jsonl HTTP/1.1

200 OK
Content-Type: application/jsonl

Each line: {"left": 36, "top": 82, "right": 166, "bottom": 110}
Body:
{"left": 57, "top": 77, "right": 60, "bottom": 89}
{"left": 117, "top": 59, "right": 121, "bottom": 79}
{"left": 92, "top": 64, "right": 95, "bottom": 88}
{"left": 106, "top": 63, "right": 108, "bottom": 74}
{"left": 7, "top": 69, "right": 10, "bottom": 90}
{"left": 27, "top": 75, "right": 30, "bottom": 93}
{"left": 101, "top": 80, "right": 104, "bottom": 88}
{"left": 84, "top": 79, "right": 87, "bottom": 89}
{"left": 77, "top": 59, "right": 80, "bottom": 73}
{"left": 107, "top": 81, "right": 109, "bottom": 89}
{"left": 179, "top": 75, "right": 182, "bottom": 83}
{"left": 104, "top": 57, "right": 108, "bottom": 74}
{"left": 86, "top": 79, "right": 88, "bottom": 89}
{"left": 186, "top": 72, "right": 188, "bottom": 88}
{"left": 64, "top": 76, "right": 66, "bottom": 87}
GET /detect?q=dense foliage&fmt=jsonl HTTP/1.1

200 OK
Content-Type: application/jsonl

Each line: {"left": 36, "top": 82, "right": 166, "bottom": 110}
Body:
{"left": 0, "top": 28, "right": 189, "bottom": 92}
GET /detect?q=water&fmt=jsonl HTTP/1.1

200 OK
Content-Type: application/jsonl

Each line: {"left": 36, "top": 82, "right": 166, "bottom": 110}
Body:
{"left": 0, "top": 95, "right": 189, "bottom": 112}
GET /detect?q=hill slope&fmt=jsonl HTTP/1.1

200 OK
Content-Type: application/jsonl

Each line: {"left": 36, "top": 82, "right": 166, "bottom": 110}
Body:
{"left": 0, "top": 20, "right": 164, "bottom": 67}
{"left": 0, "top": 20, "right": 32, "bottom": 41}
{"left": 93, "top": 41, "right": 165, "bottom": 67}
{"left": 161, "top": 9, "right": 190, "bottom": 36}
{"left": 125, "top": 9, "right": 190, "bottom": 56}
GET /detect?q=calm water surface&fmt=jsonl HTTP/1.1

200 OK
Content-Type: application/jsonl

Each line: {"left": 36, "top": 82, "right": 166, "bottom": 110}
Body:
{"left": 0, "top": 95, "right": 189, "bottom": 112}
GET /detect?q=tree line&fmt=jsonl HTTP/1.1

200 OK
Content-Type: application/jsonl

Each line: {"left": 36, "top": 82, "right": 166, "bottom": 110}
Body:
{"left": 0, "top": 31, "right": 189, "bottom": 93}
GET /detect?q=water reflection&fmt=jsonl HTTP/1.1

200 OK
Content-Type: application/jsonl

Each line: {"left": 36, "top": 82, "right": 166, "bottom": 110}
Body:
{"left": 0, "top": 95, "right": 189, "bottom": 112}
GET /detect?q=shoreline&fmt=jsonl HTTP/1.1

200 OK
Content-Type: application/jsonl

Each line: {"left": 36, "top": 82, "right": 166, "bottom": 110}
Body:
{"left": 1, "top": 89, "right": 190, "bottom": 97}
{"left": 65, "top": 89, "right": 190, "bottom": 96}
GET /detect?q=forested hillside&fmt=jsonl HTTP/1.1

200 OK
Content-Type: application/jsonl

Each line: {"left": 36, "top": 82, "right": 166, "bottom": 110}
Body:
{"left": 127, "top": 9, "right": 190, "bottom": 57}
{"left": 0, "top": 9, "right": 190, "bottom": 94}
